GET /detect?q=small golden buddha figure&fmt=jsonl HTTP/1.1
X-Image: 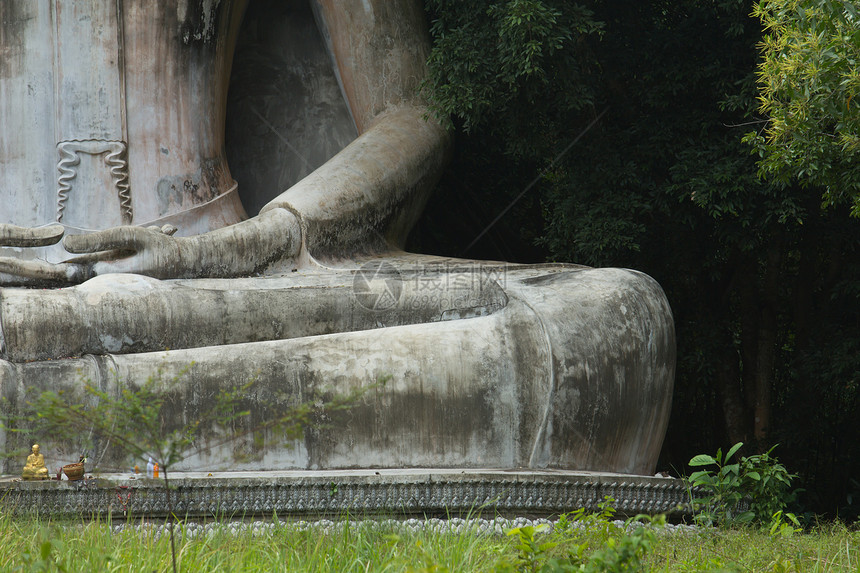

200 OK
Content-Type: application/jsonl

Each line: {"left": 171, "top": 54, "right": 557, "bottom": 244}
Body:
{"left": 22, "top": 444, "right": 49, "bottom": 481}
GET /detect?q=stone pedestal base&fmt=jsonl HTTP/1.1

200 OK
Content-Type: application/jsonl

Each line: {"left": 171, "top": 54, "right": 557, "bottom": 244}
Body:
{"left": 0, "top": 469, "right": 690, "bottom": 519}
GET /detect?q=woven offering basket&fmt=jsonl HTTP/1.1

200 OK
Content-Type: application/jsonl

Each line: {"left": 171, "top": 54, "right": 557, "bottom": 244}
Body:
{"left": 62, "top": 463, "right": 85, "bottom": 481}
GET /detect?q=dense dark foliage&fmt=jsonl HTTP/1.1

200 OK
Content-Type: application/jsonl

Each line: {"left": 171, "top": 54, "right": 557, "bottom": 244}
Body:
{"left": 410, "top": 0, "right": 860, "bottom": 517}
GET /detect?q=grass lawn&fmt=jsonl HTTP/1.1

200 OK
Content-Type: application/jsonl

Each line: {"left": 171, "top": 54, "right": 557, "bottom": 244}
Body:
{"left": 0, "top": 513, "right": 858, "bottom": 571}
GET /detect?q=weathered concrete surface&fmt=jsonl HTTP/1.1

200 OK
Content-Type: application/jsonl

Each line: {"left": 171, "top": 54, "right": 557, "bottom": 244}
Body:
{"left": 313, "top": 0, "right": 432, "bottom": 133}
{"left": 0, "top": 266, "right": 507, "bottom": 361}
{"left": 0, "top": 264, "right": 673, "bottom": 476}
{"left": 226, "top": 0, "right": 358, "bottom": 216}
{"left": 0, "top": 0, "right": 249, "bottom": 241}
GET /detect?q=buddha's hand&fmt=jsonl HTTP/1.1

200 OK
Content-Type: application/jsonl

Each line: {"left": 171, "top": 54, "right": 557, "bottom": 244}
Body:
{"left": 62, "top": 224, "right": 184, "bottom": 279}
{"left": 0, "top": 224, "right": 180, "bottom": 284}
{"left": 1, "top": 209, "right": 300, "bottom": 283}
{"left": 0, "top": 224, "right": 85, "bottom": 283}
{"left": 65, "top": 209, "right": 301, "bottom": 280}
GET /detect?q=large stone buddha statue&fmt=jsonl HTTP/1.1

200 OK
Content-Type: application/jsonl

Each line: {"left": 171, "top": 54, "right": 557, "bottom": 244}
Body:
{"left": 0, "top": 0, "right": 674, "bottom": 475}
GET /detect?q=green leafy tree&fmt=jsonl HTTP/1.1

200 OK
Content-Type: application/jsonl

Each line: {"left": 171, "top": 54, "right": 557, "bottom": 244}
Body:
{"left": 747, "top": 0, "right": 860, "bottom": 215}
{"left": 424, "top": 0, "right": 602, "bottom": 159}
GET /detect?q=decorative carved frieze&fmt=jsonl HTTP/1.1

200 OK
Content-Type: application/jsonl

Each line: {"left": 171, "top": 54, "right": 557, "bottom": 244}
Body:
{"left": 56, "top": 140, "right": 132, "bottom": 225}
{"left": 0, "top": 471, "right": 692, "bottom": 519}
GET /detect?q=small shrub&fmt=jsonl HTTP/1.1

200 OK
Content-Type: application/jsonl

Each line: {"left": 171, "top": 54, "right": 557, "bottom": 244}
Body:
{"left": 741, "top": 447, "right": 798, "bottom": 522}
{"left": 688, "top": 442, "right": 796, "bottom": 527}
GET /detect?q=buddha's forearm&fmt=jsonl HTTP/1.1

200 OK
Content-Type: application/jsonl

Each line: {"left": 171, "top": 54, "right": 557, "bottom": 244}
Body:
{"left": 260, "top": 106, "right": 450, "bottom": 258}
{"left": 258, "top": 0, "right": 449, "bottom": 259}
{"left": 176, "top": 208, "right": 302, "bottom": 277}
{"left": 84, "top": 208, "right": 302, "bottom": 280}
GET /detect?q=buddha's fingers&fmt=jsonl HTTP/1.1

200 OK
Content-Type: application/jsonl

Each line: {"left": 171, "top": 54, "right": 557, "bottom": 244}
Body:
{"left": 0, "top": 224, "right": 65, "bottom": 247}
{"left": 63, "top": 226, "right": 154, "bottom": 254}
{"left": 65, "top": 226, "right": 182, "bottom": 278}
{"left": 0, "top": 257, "right": 85, "bottom": 284}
